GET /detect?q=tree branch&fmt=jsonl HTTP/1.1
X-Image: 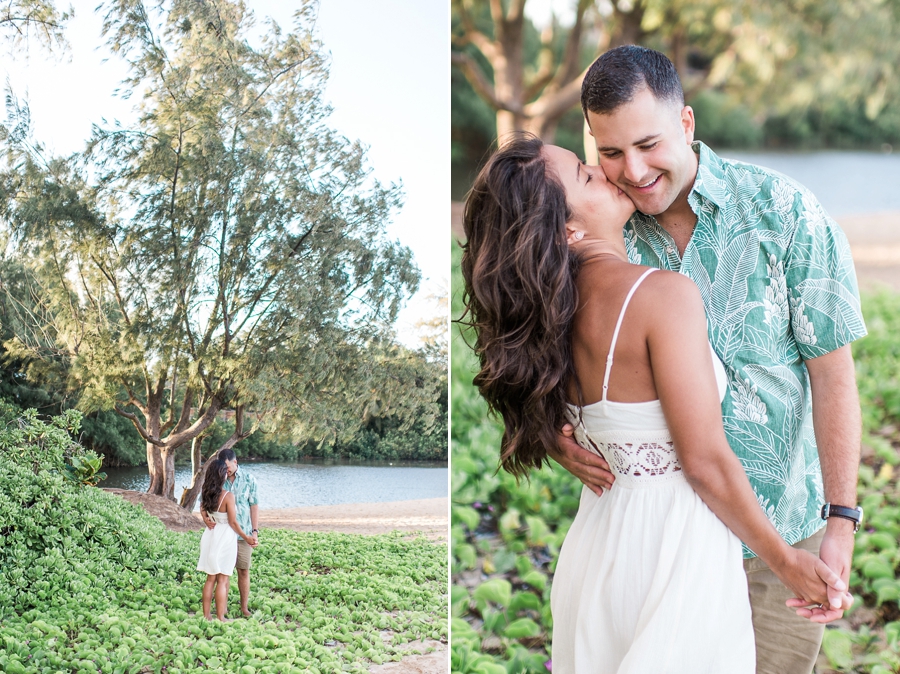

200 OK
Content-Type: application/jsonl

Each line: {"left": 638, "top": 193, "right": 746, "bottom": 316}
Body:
{"left": 113, "top": 404, "right": 159, "bottom": 445}
{"left": 452, "top": 51, "right": 510, "bottom": 112}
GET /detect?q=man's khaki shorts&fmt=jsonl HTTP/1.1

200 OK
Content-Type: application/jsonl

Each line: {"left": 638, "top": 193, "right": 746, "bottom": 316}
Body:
{"left": 236, "top": 539, "right": 253, "bottom": 570}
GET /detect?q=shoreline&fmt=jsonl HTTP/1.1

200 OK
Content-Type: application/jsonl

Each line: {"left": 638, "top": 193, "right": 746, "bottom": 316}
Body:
{"left": 253, "top": 497, "right": 449, "bottom": 540}
{"left": 104, "top": 489, "right": 448, "bottom": 541}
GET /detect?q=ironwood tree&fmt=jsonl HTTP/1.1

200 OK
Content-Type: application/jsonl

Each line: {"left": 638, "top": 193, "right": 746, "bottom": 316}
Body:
{"left": 0, "top": 0, "right": 424, "bottom": 502}
{"left": 0, "top": 0, "right": 69, "bottom": 48}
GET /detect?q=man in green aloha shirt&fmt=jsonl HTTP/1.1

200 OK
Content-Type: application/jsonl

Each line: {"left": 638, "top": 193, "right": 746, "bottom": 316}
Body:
{"left": 222, "top": 449, "right": 259, "bottom": 618}
{"left": 552, "top": 46, "right": 866, "bottom": 674}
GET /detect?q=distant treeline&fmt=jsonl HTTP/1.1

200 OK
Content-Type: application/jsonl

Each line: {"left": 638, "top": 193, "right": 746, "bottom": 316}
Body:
{"left": 0, "top": 357, "right": 447, "bottom": 466}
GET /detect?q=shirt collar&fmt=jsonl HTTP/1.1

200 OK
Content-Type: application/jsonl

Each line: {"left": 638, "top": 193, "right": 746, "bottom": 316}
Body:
{"left": 688, "top": 140, "right": 728, "bottom": 212}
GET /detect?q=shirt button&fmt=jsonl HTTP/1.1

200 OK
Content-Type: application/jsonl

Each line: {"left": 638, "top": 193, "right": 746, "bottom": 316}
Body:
{"left": 665, "top": 245, "right": 675, "bottom": 254}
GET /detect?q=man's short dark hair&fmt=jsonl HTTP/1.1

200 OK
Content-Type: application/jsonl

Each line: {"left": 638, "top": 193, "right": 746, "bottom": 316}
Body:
{"left": 581, "top": 45, "right": 684, "bottom": 117}
{"left": 220, "top": 448, "right": 237, "bottom": 462}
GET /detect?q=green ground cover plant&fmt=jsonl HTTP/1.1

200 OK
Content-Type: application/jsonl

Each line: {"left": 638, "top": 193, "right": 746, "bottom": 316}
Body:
{"left": 0, "top": 404, "right": 447, "bottom": 674}
{"left": 451, "top": 234, "right": 900, "bottom": 674}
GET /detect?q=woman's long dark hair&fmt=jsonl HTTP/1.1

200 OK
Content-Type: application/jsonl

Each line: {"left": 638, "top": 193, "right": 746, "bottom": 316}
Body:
{"left": 459, "top": 134, "right": 580, "bottom": 478}
{"left": 201, "top": 458, "right": 229, "bottom": 514}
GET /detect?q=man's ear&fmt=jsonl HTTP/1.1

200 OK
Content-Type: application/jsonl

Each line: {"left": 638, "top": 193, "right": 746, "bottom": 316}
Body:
{"left": 681, "top": 105, "right": 695, "bottom": 144}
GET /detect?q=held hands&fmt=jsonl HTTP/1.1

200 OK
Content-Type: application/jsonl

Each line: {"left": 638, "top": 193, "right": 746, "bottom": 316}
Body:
{"left": 778, "top": 547, "right": 850, "bottom": 617}
{"left": 786, "top": 526, "right": 855, "bottom": 623}
{"left": 550, "top": 424, "right": 615, "bottom": 497}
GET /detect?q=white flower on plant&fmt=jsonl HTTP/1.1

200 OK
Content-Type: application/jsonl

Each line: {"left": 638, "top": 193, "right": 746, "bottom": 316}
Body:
{"left": 764, "top": 254, "right": 788, "bottom": 326}
{"left": 732, "top": 373, "right": 769, "bottom": 424}
{"left": 790, "top": 297, "right": 818, "bottom": 346}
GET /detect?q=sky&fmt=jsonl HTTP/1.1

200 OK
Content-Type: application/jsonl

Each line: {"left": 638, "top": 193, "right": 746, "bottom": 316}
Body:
{"left": 0, "top": 0, "right": 448, "bottom": 347}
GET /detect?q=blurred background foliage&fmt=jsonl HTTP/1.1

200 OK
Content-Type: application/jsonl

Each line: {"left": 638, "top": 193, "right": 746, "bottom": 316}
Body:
{"left": 451, "top": 0, "right": 900, "bottom": 198}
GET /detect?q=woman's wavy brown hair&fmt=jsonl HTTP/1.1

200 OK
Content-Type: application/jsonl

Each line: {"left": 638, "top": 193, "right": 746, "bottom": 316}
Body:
{"left": 201, "top": 458, "right": 229, "bottom": 515}
{"left": 459, "top": 134, "right": 580, "bottom": 478}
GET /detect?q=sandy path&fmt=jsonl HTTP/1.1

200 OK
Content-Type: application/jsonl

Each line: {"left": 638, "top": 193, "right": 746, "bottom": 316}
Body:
{"left": 255, "top": 497, "right": 448, "bottom": 541}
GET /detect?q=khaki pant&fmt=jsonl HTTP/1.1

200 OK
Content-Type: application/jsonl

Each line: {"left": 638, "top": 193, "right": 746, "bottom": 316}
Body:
{"left": 743, "top": 528, "right": 827, "bottom": 674}
{"left": 236, "top": 539, "right": 253, "bottom": 570}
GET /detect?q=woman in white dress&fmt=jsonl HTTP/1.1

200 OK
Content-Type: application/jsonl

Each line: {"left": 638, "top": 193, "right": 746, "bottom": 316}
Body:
{"left": 198, "top": 458, "right": 255, "bottom": 620}
{"left": 459, "top": 135, "right": 849, "bottom": 673}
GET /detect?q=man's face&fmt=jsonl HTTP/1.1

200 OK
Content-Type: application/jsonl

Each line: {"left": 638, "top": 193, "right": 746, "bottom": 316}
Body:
{"left": 586, "top": 86, "right": 697, "bottom": 218}
{"left": 224, "top": 457, "right": 238, "bottom": 476}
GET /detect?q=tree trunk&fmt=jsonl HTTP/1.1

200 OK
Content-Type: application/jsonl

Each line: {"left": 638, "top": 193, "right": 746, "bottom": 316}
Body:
{"left": 611, "top": 5, "right": 646, "bottom": 49}
{"left": 146, "top": 440, "right": 164, "bottom": 495}
{"left": 161, "top": 444, "right": 178, "bottom": 501}
{"left": 191, "top": 435, "right": 203, "bottom": 480}
{"left": 179, "top": 435, "right": 207, "bottom": 511}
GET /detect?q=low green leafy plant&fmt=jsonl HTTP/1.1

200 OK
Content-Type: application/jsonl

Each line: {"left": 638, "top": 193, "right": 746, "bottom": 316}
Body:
{"left": 61, "top": 451, "right": 108, "bottom": 486}
{"left": 0, "top": 403, "right": 447, "bottom": 673}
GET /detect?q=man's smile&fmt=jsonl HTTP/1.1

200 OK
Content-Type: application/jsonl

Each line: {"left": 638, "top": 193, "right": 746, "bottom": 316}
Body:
{"left": 629, "top": 175, "right": 661, "bottom": 191}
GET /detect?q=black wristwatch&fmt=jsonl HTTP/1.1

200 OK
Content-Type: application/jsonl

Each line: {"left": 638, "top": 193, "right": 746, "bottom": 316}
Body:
{"left": 821, "top": 503, "right": 864, "bottom": 533}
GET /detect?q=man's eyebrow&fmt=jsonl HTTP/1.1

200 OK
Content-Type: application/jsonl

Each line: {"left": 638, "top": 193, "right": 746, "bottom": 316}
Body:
{"left": 597, "top": 133, "right": 661, "bottom": 152}
{"left": 576, "top": 161, "right": 582, "bottom": 182}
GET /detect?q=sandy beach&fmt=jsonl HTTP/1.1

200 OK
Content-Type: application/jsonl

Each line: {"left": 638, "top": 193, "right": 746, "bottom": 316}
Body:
{"left": 256, "top": 497, "right": 449, "bottom": 541}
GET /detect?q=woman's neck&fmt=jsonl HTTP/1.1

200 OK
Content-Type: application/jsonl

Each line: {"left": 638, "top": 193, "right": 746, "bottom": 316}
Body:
{"left": 575, "top": 237, "right": 629, "bottom": 264}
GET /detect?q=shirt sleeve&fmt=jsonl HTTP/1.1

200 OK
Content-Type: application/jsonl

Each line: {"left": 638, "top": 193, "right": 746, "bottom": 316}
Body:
{"left": 784, "top": 186, "right": 867, "bottom": 360}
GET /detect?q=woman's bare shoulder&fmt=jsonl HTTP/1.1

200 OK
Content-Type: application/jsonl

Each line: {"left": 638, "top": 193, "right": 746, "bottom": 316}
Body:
{"left": 637, "top": 267, "right": 703, "bottom": 312}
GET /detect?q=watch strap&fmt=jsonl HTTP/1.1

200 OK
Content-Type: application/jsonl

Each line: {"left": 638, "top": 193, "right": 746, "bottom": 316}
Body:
{"left": 821, "top": 503, "right": 863, "bottom": 532}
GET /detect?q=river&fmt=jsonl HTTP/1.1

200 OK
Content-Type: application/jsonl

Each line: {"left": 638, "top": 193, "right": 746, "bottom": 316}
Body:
{"left": 721, "top": 150, "right": 900, "bottom": 217}
{"left": 102, "top": 459, "right": 448, "bottom": 510}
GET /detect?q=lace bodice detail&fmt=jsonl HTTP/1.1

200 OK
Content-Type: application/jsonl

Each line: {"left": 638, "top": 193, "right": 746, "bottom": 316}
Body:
{"left": 569, "top": 422, "right": 684, "bottom": 486}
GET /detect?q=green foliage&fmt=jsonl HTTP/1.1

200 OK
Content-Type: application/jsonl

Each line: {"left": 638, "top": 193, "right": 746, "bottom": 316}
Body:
{"left": 0, "top": 0, "right": 70, "bottom": 51}
{"left": 689, "top": 90, "right": 764, "bottom": 149}
{"left": 61, "top": 452, "right": 107, "bottom": 486}
{"left": 452, "top": 238, "right": 900, "bottom": 672}
{"left": 0, "top": 409, "right": 447, "bottom": 672}
{"left": 0, "top": 400, "right": 84, "bottom": 473}
{"left": 452, "top": 0, "right": 900, "bottom": 195}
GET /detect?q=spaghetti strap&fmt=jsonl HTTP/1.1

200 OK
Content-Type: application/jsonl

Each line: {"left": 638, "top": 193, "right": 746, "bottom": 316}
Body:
{"left": 601, "top": 268, "right": 657, "bottom": 401}
{"left": 216, "top": 490, "right": 228, "bottom": 512}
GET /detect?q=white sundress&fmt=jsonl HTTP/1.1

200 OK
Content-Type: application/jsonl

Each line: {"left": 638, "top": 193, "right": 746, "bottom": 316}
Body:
{"left": 197, "top": 492, "right": 238, "bottom": 576}
{"left": 549, "top": 268, "right": 755, "bottom": 674}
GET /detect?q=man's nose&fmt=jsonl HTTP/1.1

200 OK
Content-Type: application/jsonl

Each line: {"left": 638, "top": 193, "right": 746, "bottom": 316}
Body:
{"left": 623, "top": 153, "right": 648, "bottom": 184}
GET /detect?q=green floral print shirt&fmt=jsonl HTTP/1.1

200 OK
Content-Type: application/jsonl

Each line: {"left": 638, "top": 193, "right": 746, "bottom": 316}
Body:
{"left": 223, "top": 467, "right": 258, "bottom": 537}
{"left": 624, "top": 141, "right": 867, "bottom": 557}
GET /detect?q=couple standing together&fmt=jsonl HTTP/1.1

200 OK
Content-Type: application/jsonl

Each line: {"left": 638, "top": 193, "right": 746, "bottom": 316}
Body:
{"left": 197, "top": 449, "right": 260, "bottom": 621}
{"left": 461, "top": 46, "right": 866, "bottom": 672}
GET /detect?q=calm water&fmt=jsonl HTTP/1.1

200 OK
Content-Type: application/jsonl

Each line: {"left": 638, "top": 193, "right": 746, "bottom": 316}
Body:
{"left": 721, "top": 150, "right": 900, "bottom": 217}
{"left": 102, "top": 460, "right": 448, "bottom": 510}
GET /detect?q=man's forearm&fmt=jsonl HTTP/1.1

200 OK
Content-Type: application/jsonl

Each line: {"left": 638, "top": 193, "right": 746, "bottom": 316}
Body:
{"left": 250, "top": 504, "right": 259, "bottom": 530}
{"left": 807, "top": 345, "right": 861, "bottom": 507}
